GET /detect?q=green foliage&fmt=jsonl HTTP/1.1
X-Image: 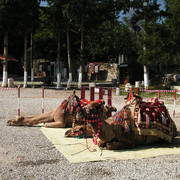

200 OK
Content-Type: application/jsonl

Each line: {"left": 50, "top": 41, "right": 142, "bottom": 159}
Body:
{"left": 164, "top": 0, "right": 180, "bottom": 62}
{"left": 33, "top": 7, "right": 57, "bottom": 59}
{"left": 0, "top": 0, "right": 180, "bottom": 76}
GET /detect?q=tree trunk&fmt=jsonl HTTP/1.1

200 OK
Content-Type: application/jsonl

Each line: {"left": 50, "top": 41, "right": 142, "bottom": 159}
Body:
{"left": 23, "top": 33, "right": 28, "bottom": 88}
{"left": 67, "top": 26, "right": 72, "bottom": 89}
{"left": 57, "top": 32, "right": 61, "bottom": 88}
{"left": 30, "top": 33, "right": 34, "bottom": 82}
{"left": 78, "top": 20, "right": 84, "bottom": 89}
{"left": 2, "top": 31, "right": 8, "bottom": 87}
{"left": 144, "top": 65, "right": 149, "bottom": 89}
{"left": 143, "top": 44, "right": 149, "bottom": 89}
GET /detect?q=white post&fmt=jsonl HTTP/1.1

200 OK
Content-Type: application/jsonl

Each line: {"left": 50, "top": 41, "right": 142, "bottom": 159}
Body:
{"left": 23, "top": 71, "right": 27, "bottom": 88}
{"left": 144, "top": 65, "right": 149, "bottom": 89}
{"left": 31, "top": 68, "right": 34, "bottom": 82}
{"left": 116, "top": 87, "right": 120, "bottom": 95}
{"left": 78, "top": 72, "right": 83, "bottom": 89}
{"left": 57, "top": 73, "right": 61, "bottom": 88}
{"left": 2, "top": 71, "right": 7, "bottom": 87}
{"left": 173, "top": 99, "right": 176, "bottom": 117}
{"left": 121, "top": 54, "right": 124, "bottom": 63}
{"left": 67, "top": 72, "right": 72, "bottom": 89}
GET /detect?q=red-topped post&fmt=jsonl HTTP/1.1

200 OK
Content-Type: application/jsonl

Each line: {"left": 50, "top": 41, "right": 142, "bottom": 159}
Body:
{"left": 158, "top": 90, "right": 160, "bottom": 99}
{"left": 90, "top": 87, "right": 94, "bottom": 101}
{"left": 173, "top": 90, "right": 177, "bottom": 117}
{"left": 99, "top": 87, "right": 103, "bottom": 100}
{"left": 81, "top": 87, "right": 85, "bottom": 99}
{"left": 108, "top": 88, "right": 112, "bottom": 117}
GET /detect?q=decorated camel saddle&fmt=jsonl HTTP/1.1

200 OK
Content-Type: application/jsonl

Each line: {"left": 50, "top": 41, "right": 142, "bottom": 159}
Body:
{"left": 117, "top": 95, "right": 177, "bottom": 143}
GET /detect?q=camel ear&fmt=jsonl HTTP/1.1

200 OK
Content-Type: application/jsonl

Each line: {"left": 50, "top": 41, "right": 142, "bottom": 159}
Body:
{"left": 105, "top": 105, "right": 117, "bottom": 113}
{"left": 114, "top": 107, "right": 117, "bottom": 112}
{"left": 72, "top": 89, "right": 76, "bottom": 95}
{"left": 102, "top": 100, "right": 105, "bottom": 105}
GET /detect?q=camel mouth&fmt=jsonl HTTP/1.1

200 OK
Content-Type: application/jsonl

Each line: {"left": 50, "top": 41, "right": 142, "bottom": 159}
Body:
{"left": 7, "top": 120, "right": 18, "bottom": 126}
{"left": 64, "top": 129, "right": 71, "bottom": 137}
{"left": 7, "top": 120, "right": 13, "bottom": 126}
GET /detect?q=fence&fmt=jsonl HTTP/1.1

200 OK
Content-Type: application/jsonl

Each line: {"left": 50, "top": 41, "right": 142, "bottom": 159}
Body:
{"left": 1, "top": 86, "right": 179, "bottom": 118}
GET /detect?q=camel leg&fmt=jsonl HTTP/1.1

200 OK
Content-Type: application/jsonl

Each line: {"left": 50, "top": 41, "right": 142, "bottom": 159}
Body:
{"left": 44, "top": 106, "right": 66, "bottom": 128}
{"left": 98, "top": 140, "right": 107, "bottom": 147}
{"left": 7, "top": 110, "right": 55, "bottom": 126}
{"left": 44, "top": 121, "right": 66, "bottom": 128}
{"left": 106, "top": 140, "right": 135, "bottom": 150}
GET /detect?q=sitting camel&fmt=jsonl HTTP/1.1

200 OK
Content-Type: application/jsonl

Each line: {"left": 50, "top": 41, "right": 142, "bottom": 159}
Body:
{"left": 7, "top": 90, "right": 117, "bottom": 128}
{"left": 67, "top": 93, "right": 177, "bottom": 150}
{"left": 65, "top": 103, "right": 117, "bottom": 138}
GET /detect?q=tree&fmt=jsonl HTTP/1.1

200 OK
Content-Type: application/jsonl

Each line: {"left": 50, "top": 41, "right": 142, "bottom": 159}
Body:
{"left": 62, "top": 0, "right": 76, "bottom": 89}
{"left": 47, "top": 0, "right": 66, "bottom": 88}
{"left": 127, "top": 0, "right": 163, "bottom": 88}
{"left": 33, "top": 7, "right": 56, "bottom": 60}
{"left": 0, "top": 0, "right": 18, "bottom": 87}
{"left": 16, "top": 0, "right": 40, "bottom": 87}
{"left": 164, "top": 0, "right": 180, "bottom": 67}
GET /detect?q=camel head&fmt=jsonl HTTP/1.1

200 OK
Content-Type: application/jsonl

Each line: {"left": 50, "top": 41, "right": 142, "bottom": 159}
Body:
{"left": 76, "top": 100, "right": 107, "bottom": 124}
{"left": 125, "top": 92, "right": 143, "bottom": 105}
{"left": 7, "top": 116, "right": 25, "bottom": 126}
{"left": 104, "top": 104, "right": 117, "bottom": 114}
{"left": 64, "top": 124, "right": 93, "bottom": 138}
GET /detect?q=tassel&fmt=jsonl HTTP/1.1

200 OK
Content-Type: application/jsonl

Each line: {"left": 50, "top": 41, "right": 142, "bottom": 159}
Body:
{"left": 92, "top": 133, "right": 98, "bottom": 145}
{"left": 117, "top": 117, "right": 121, "bottom": 124}
{"left": 162, "top": 114, "right": 166, "bottom": 125}
{"left": 124, "top": 121, "right": 130, "bottom": 133}
{"left": 124, "top": 112, "right": 128, "bottom": 120}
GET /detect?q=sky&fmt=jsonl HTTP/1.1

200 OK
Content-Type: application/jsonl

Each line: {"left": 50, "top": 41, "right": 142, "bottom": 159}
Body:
{"left": 157, "top": 0, "right": 165, "bottom": 9}
{"left": 40, "top": 1, "right": 48, "bottom": 7}
{"left": 118, "top": 0, "right": 165, "bottom": 21}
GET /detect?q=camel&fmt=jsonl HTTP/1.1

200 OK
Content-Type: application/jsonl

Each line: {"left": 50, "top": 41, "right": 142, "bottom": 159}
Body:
{"left": 7, "top": 90, "right": 81, "bottom": 128}
{"left": 68, "top": 93, "right": 177, "bottom": 150}
{"left": 7, "top": 90, "right": 117, "bottom": 128}
{"left": 65, "top": 102, "right": 117, "bottom": 138}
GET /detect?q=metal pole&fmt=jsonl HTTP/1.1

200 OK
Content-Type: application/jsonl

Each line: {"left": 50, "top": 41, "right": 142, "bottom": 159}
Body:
{"left": 18, "top": 86, "right": 20, "bottom": 116}
{"left": 42, "top": 86, "right": 44, "bottom": 114}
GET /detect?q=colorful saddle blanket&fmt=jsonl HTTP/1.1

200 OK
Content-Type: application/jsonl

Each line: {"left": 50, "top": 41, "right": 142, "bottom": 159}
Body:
{"left": 61, "top": 94, "right": 80, "bottom": 115}
{"left": 112, "top": 98, "right": 176, "bottom": 143}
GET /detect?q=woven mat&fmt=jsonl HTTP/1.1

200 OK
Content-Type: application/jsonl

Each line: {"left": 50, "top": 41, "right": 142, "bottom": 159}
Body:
{"left": 41, "top": 128, "right": 180, "bottom": 163}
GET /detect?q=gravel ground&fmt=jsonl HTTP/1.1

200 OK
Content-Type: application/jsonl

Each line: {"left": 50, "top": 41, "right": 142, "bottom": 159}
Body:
{"left": 0, "top": 88, "right": 180, "bottom": 180}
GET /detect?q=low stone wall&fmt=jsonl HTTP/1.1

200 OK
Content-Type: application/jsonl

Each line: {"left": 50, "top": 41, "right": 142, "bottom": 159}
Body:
{"left": 98, "top": 63, "right": 119, "bottom": 81}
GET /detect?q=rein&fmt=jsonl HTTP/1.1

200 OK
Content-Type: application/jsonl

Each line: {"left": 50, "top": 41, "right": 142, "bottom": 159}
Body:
{"left": 83, "top": 106, "right": 103, "bottom": 145}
